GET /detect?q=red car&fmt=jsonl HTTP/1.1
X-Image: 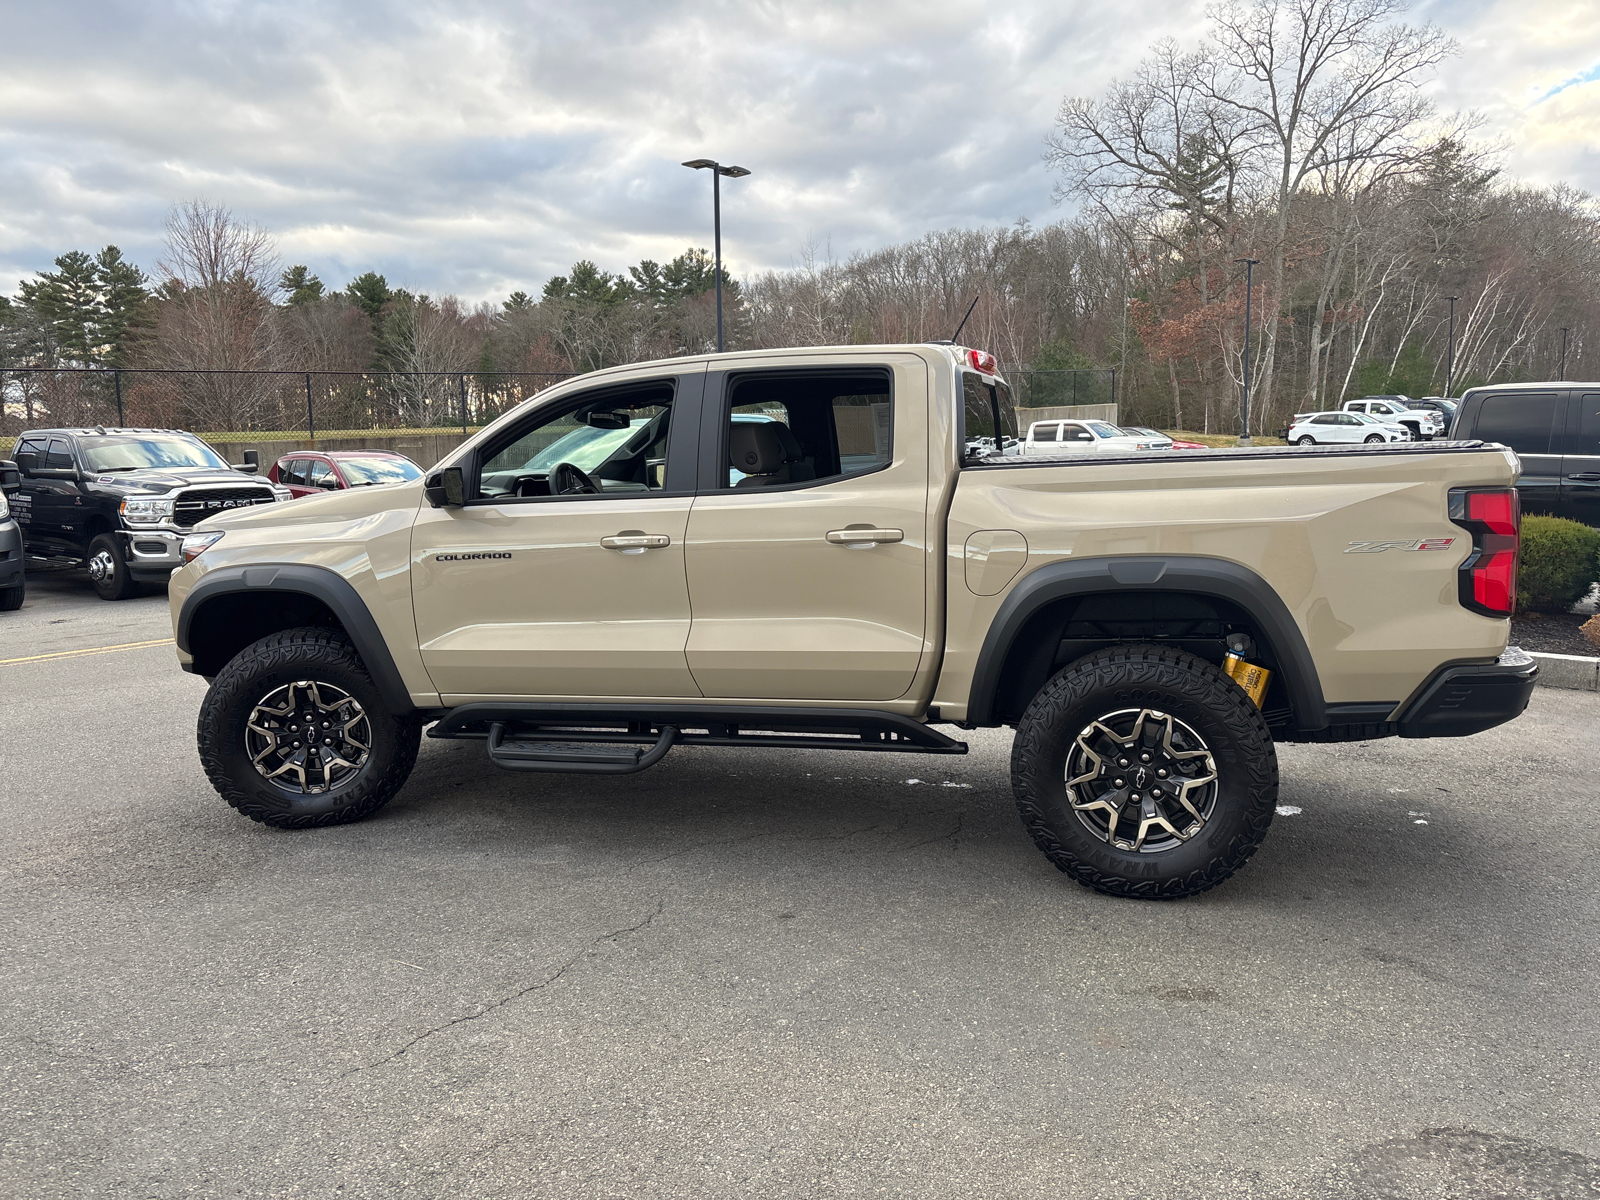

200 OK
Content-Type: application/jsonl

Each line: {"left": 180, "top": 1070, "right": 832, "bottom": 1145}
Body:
{"left": 268, "top": 450, "right": 424, "bottom": 498}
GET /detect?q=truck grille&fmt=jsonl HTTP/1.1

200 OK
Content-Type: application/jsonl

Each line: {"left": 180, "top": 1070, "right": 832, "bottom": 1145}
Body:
{"left": 172, "top": 486, "right": 277, "bottom": 528}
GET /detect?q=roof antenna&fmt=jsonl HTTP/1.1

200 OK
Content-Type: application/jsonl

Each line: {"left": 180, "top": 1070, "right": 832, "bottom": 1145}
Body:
{"left": 949, "top": 294, "right": 980, "bottom": 343}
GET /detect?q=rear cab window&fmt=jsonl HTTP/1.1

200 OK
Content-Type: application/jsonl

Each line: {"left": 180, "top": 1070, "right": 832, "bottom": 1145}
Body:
{"left": 961, "top": 372, "right": 1017, "bottom": 458}
{"left": 1473, "top": 393, "right": 1558, "bottom": 455}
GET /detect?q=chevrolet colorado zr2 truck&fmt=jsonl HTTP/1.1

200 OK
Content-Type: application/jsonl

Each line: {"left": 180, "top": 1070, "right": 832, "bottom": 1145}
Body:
{"left": 168, "top": 344, "right": 1537, "bottom": 899}
{"left": 8, "top": 427, "right": 285, "bottom": 599}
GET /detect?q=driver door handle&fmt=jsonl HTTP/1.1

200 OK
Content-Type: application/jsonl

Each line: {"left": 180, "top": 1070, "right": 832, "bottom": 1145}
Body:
{"left": 826, "top": 528, "right": 904, "bottom": 546}
{"left": 601, "top": 533, "right": 671, "bottom": 550}
{"left": 1567, "top": 473, "right": 1600, "bottom": 482}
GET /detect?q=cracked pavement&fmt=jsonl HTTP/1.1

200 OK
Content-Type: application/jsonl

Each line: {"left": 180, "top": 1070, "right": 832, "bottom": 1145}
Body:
{"left": 3, "top": 575, "right": 1599, "bottom": 1199}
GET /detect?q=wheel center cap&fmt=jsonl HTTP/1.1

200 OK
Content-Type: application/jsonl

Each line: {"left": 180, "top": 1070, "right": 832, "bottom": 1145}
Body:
{"left": 1133, "top": 766, "right": 1150, "bottom": 788}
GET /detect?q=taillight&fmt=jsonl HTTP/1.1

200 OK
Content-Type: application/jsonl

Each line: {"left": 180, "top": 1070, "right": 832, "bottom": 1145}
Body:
{"left": 1448, "top": 488, "right": 1519, "bottom": 617}
{"left": 968, "top": 348, "right": 998, "bottom": 375}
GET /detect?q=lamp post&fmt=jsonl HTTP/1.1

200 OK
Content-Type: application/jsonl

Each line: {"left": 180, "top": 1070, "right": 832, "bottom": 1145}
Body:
{"left": 1444, "top": 296, "right": 1459, "bottom": 398}
{"left": 1235, "top": 258, "right": 1259, "bottom": 446}
{"left": 1559, "top": 327, "right": 1571, "bottom": 381}
{"left": 682, "top": 158, "right": 751, "bottom": 353}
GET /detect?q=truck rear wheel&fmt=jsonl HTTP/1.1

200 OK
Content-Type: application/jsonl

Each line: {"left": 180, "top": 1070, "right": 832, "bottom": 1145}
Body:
{"left": 197, "top": 627, "right": 421, "bottom": 829}
{"left": 1011, "top": 644, "right": 1278, "bottom": 900}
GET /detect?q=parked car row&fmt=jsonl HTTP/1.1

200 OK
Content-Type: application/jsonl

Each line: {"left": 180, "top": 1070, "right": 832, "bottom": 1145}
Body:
{"left": 0, "top": 429, "right": 421, "bottom": 604}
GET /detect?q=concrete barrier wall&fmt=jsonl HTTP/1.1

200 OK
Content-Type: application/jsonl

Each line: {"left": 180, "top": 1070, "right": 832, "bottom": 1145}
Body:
{"left": 199, "top": 431, "right": 473, "bottom": 472}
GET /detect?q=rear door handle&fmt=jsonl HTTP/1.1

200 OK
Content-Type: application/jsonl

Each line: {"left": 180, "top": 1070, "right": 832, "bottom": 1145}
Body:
{"left": 601, "top": 533, "right": 671, "bottom": 551}
{"left": 1567, "top": 473, "right": 1600, "bottom": 482}
{"left": 826, "top": 527, "right": 904, "bottom": 546}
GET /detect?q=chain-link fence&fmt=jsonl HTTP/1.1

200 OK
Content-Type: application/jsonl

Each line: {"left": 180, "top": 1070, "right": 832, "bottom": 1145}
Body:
{"left": 1009, "top": 369, "right": 1117, "bottom": 409}
{"left": 0, "top": 368, "right": 576, "bottom": 442}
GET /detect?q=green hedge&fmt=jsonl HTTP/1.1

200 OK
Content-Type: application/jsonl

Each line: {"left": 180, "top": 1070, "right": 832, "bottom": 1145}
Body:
{"left": 1517, "top": 515, "right": 1600, "bottom": 613}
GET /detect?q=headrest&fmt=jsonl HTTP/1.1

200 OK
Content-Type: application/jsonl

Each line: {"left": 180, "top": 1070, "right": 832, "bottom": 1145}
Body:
{"left": 729, "top": 423, "right": 788, "bottom": 475}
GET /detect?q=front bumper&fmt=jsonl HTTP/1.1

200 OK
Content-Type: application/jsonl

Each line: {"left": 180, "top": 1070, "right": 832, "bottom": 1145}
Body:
{"left": 0, "top": 518, "right": 23, "bottom": 588}
{"left": 120, "top": 528, "right": 184, "bottom": 577}
{"left": 1396, "top": 647, "right": 1538, "bottom": 738}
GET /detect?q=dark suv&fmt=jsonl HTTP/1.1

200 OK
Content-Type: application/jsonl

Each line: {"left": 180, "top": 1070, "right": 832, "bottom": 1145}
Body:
{"left": 1448, "top": 383, "right": 1600, "bottom": 526}
{"left": 8, "top": 427, "right": 286, "bottom": 599}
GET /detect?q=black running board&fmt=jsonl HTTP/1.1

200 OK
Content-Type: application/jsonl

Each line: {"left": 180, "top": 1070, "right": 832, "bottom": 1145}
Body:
{"left": 486, "top": 722, "right": 679, "bottom": 774}
{"left": 430, "top": 703, "right": 967, "bottom": 769}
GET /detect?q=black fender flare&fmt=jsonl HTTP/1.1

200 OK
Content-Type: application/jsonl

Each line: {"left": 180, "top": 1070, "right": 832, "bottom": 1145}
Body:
{"left": 965, "top": 556, "right": 1327, "bottom": 731}
{"left": 176, "top": 563, "right": 416, "bottom": 715}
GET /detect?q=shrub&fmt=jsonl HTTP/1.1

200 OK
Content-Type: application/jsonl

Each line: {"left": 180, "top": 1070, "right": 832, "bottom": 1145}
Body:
{"left": 1516, "top": 515, "right": 1600, "bottom": 613}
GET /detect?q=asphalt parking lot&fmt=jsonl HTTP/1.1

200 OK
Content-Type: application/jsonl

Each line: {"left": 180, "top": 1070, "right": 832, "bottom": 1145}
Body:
{"left": 2, "top": 574, "right": 1598, "bottom": 1199}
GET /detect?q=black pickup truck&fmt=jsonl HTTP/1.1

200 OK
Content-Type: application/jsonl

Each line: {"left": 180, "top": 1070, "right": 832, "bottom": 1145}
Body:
{"left": 1448, "top": 382, "right": 1600, "bottom": 526}
{"left": 7, "top": 427, "right": 286, "bottom": 600}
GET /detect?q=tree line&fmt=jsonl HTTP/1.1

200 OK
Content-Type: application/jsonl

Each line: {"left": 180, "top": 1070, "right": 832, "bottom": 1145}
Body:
{"left": 3, "top": 0, "right": 1596, "bottom": 436}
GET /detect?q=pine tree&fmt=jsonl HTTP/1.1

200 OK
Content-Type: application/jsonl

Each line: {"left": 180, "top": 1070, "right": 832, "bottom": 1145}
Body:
{"left": 280, "top": 265, "right": 326, "bottom": 305}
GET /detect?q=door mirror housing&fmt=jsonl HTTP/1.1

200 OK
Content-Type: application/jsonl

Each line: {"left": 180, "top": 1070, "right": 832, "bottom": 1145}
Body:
{"left": 0, "top": 461, "right": 18, "bottom": 491}
{"left": 13, "top": 451, "right": 38, "bottom": 475}
{"left": 233, "top": 449, "right": 260, "bottom": 474}
{"left": 425, "top": 466, "right": 467, "bottom": 508}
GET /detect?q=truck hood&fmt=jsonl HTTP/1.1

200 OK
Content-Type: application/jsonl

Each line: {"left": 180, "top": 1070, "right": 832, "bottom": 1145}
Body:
{"left": 86, "top": 467, "right": 268, "bottom": 494}
{"left": 194, "top": 476, "right": 426, "bottom": 532}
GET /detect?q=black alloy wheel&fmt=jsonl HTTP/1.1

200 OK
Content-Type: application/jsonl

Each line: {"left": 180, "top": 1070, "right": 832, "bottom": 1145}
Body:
{"left": 1011, "top": 644, "right": 1279, "bottom": 900}
{"left": 197, "top": 627, "right": 421, "bottom": 828}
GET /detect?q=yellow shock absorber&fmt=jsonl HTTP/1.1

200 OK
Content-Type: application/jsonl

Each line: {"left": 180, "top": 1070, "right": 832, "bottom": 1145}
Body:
{"left": 1223, "top": 652, "right": 1272, "bottom": 709}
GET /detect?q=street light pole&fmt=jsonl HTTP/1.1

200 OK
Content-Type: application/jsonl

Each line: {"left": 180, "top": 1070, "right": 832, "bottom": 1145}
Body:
{"left": 1559, "top": 327, "right": 1571, "bottom": 381}
{"left": 1235, "top": 258, "right": 1259, "bottom": 446}
{"left": 682, "top": 159, "right": 752, "bottom": 353}
{"left": 1444, "top": 297, "right": 1459, "bottom": 398}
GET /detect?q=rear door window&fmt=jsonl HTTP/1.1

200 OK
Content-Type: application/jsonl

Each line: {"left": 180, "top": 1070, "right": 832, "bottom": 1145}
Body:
{"left": 1572, "top": 394, "right": 1600, "bottom": 453}
{"left": 1032, "top": 424, "right": 1059, "bottom": 442}
{"left": 282, "top": 459, "right": 308, "bottom": 486}
{"left": 723, "top": 369, "right": 891, "bottom": 488}
{"left": 1474, "top": 393, "right": 1558, "bottom": 455}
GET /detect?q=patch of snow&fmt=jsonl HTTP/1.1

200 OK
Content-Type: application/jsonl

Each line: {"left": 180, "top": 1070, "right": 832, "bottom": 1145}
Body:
{"left": 1275, "top": 805, "right": 1303, "bottom": 816}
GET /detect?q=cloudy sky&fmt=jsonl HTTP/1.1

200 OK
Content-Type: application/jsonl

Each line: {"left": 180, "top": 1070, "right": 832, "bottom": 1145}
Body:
{"left": 1, "top": 0, "right": 1597, "bottom": 304}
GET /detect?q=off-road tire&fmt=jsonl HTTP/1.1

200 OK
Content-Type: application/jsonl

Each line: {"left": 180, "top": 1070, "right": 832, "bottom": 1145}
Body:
{"left": 87, "top": 532, "right": 136, "bottom": 601}
{"left": 1296, "top": 435, "right": 1315, "bottom": 446}
{"left": 198, "top": 627, "right": 421, "bottom": 829}
{"left": 1011, "top": 643, "right": 1278, "bottom": 900}
{"left": 0, "top": 577, "right": 23, "bottom": 611}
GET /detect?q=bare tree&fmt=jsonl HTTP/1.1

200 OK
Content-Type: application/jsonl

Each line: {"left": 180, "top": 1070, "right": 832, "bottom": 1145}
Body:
{"left": 145, "top": 200, "right": 284, "bottom": 429}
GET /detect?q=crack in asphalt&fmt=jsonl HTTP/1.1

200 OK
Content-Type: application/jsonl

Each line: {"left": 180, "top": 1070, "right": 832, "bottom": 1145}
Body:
{"left": 343, "top": 899, "right": 665, "bottom": 1077}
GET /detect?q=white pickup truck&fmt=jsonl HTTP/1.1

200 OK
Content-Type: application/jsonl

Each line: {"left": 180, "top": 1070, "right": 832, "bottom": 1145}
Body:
{"left": 1021, "top": 418, "right": 1162, "bottom": 455}
{"left": 1343, "top": 397, "right": 1444, "bottom": 440}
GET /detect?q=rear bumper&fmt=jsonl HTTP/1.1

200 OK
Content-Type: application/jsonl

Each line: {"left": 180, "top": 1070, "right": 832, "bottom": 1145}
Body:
{"left": 1396, "top": 647, "right": 1538, "bottom": 738}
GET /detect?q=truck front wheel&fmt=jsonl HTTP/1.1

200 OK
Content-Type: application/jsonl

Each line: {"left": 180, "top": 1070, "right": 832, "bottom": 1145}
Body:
{"left": 197, "top": 627, "right": 421, "bottom": 829}
{"left": 1010, "top": 644, "right": 1278, "bottom": 900}
{"left": 87, "top": 533, "right": 137, "bottom": 601}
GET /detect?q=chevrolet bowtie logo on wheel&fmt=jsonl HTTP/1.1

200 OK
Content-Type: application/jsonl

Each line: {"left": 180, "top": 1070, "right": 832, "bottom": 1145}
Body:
{"left": 436, "top": 552, "right": 513, "bottom": 561}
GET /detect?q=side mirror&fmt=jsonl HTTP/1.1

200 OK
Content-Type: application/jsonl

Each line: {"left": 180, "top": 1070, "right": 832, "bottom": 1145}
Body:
{"left": 319, "top": 476, "right": 340, "bottom": 490}
{"left": 13, "top": 451, "right": 38, "bottom": 475}
{"left": 583, "top": 410, "right": 629, "bottom": 430}
{"left": 424, "top": 466, "right": 467, "bottom": 508}
{"left": 234, "top": 449, "right": 260, "bottom": 474}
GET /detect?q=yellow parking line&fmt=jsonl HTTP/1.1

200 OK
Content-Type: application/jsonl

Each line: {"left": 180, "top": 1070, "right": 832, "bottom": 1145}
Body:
{"left": 0, "top": 637, "right": 174, "bottom": 665}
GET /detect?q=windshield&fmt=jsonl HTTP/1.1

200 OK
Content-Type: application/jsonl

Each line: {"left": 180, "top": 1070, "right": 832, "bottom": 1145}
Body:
{"left": 1087, "top": 421, "right": 1123, "bottom": 438}
{"left": 336, "top": 456, "right": 423, "bottom": 486}
{"left": 80, "top": 436, "right": 230, "bottom": 472}
{"left": 522, "top": 422, "right": 645, "bottom": 473}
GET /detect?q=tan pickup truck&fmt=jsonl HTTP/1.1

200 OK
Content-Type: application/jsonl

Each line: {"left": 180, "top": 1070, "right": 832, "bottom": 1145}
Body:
{"left": 168, "top": 343, "right": 1535, "bottom": 899}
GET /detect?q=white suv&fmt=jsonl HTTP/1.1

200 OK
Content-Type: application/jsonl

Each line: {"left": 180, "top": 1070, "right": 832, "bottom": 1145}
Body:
{"left": 1289, "top": 411, "right": 1411, "bottom": 445}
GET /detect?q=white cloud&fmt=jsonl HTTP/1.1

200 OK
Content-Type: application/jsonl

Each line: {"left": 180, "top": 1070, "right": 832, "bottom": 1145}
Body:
{"left": 0, "top": 0, "right": 1595, "bottom": 304}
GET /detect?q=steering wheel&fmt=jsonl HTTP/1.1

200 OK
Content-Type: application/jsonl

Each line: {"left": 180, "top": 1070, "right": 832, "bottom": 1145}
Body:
{"left": 548, "top": 461, "right": 601, "bottom": 496}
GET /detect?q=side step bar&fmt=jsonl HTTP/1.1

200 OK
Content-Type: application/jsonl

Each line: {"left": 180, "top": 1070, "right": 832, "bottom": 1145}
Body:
{"left": 486, "top": 722, "right": 679, "bottom": 774}
{"left": 431, "top": 702, "right": 967, "bottom": 775}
